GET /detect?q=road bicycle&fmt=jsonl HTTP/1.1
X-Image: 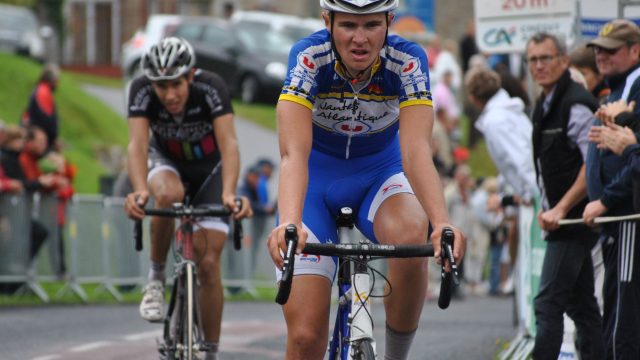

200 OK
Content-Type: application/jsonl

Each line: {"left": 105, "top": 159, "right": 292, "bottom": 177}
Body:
{"left": 133, "top": 200, "right": 243, "bottom": 360}
{"left": 276, "top": 207, "right": 459, "bottom": 360}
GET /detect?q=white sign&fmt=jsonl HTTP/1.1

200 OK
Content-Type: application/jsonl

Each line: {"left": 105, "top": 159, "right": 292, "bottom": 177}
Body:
{"left": 474, "top": 0, "right": 577, "bottom": 53}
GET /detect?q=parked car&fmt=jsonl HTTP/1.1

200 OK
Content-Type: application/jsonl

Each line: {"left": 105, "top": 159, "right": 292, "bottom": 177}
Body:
{"left": 230, "top": 10, "right": 324, "bottom": 45}
{"left": 173, "top": 12, "right": 323, "bottom": 104}
{"left": 120, "top": 14, "right": 182, "bottom": 80}
{"left": 0, "top": 4, "right": 49, "bottom": 61}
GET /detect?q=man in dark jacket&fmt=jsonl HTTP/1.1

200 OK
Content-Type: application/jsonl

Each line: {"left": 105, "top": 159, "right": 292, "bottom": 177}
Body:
{"left": 583, "top": 19, "right": 640, "bottom": 359}
{"left": 526, "top": 32, "right": 604, "bottom": 360}
{"left": 21, "top": 63, "right": 60, "bottom": 151}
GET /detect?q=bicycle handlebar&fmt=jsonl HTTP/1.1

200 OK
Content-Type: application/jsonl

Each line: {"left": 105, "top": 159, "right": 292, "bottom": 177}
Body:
{"left": 133, "top": 199, "right": 244, "bottom": 252}
{"left": 275, "top": 225, "right": 459, "bottom": 308}
{"left": 437, "top": 227, "right": 458, "bottom": 310}
{"left": 274, "top": 224, "right": 298, "bottom": 305}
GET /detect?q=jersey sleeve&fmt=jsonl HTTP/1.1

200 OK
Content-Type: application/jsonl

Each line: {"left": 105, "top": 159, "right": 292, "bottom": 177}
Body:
{"left": 127, "top": 76, "right": 153, "bottom": 118}
{"left": 387, "top": 40, "right": 433, "bottom": 108}
{"left": 278, "top": 39, "right": 321, "bottom": 109}
{"left": 203, "top": 71, "right": 234, "bottom": 119}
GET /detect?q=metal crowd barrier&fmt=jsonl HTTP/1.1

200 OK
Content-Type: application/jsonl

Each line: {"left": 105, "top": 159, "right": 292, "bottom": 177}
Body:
{"left": 0, "top": 194, "right": 281, "bottom": 302}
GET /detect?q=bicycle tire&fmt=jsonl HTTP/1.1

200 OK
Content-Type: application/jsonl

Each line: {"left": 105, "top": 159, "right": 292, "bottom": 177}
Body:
{"left": 351, "top": 339, "right": 375, "bottom": 360}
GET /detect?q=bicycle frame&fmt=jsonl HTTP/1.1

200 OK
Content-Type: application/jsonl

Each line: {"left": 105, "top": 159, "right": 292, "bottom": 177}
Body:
{"left": 133, "top": 201, "right": 243, "bottom": 360}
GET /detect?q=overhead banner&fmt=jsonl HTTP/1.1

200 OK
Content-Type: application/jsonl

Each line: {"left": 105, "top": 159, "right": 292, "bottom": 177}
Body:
{"left": 474, "top": 0, "right": 577, "bottom": 53}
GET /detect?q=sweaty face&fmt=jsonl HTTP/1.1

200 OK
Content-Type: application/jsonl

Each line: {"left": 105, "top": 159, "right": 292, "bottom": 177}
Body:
{"left": 594, "top": 44, "right": 640, "bottom": 77}
{"left": 526, "top": 38, "right": 569, "bottom": 93}
{"left": 152, "top": 76, "right": 191, "bottom": 115}
{"left": 326, "top": 11, "right": 388, "bottom": 77}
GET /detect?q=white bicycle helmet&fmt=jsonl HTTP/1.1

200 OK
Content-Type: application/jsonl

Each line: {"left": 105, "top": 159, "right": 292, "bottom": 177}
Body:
{"left": 320, "top": 0, "right": 398, "bottom": 14}
{"left": 142, "top": 37, "right": 196, "bottom": 81}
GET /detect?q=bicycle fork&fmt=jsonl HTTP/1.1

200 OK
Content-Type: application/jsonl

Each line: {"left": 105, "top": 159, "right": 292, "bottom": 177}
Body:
{"left": 348, "top": 258, "right": 376, "bottom": 358}
{"left": 328, "top": 220, "right": 377, "bottom": 360}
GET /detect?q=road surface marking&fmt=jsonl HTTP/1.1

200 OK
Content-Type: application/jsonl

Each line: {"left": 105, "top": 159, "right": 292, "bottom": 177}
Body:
{"left": 69, "top": 341, "right": 112, "bottom": 352}
{"left": 31, "top": 355, "right": 61, "bottom": 360}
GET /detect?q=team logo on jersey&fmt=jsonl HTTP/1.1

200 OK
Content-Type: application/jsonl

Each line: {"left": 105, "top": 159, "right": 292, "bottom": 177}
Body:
{"left": 333, "top": 120, "right": 371, "bottom": 135}
{"left": 367, "top": 83, "right": 383, "bottom": 95}
{"left": 400, "top": 57, "right": 421, "bottom": 77}
{"left": 300, "top": 253, "right": 321, "bottom": 263}
{"left": 297, "top": 52, "right": 318, "bottom": 74}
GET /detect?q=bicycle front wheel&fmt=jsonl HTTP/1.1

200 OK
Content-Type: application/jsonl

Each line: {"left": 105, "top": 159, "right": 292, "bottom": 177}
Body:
{"left": 352, "top": 339, "right": 375, "bottom": 360}
{"left": 172, "top": 262, "right": 198, "bottom": 360}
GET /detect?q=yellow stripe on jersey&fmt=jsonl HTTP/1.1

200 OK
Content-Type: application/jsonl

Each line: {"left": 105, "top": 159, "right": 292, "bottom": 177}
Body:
{"left": 278, "top": 94, "right": 313, "bottom": 109}
{"left": 399, "top": 99, "right": 433, "bottom": 108}
{"left": 316, "top": 92, "right": 398, "bottom": 102}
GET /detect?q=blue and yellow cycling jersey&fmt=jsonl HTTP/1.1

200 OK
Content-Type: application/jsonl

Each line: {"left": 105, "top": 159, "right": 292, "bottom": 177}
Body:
{"left": 279, "top": 29, "right": 433, "bottom": 159}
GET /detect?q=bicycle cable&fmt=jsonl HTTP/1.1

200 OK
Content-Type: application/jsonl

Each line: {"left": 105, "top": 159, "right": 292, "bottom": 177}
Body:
{"left": 345, "top": 256, "right": 378, "bottom": 331}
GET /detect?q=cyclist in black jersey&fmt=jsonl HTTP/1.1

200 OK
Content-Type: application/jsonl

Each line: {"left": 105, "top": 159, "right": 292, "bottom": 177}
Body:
{"left": 123, "top": 37, "right": 252, "bottom": 360}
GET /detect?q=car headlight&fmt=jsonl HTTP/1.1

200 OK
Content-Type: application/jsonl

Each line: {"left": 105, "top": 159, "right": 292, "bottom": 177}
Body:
{"left": 265, "top": 62, "right": 287, "bottom": 81}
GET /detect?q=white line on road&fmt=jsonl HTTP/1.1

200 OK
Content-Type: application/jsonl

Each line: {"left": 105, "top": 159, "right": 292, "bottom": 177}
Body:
{"left": 31, "top": 355, "right": 62, "bottom": 360}
{"left": 69, "top": 341, "right": 113, "bottom": 352}
{"left": 123, "top": 330, "right": 161, "bottom": 341}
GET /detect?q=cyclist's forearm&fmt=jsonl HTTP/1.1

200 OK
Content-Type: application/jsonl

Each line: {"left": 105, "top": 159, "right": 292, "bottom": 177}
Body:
{"left": 276, "top": 101, "right": 312, "bottom": 226}
{"left": 127, "top": 140, "right": 148, "bottom": 192}
{"left": 220, "top": 147, "right": 240, "bottom": 198}
{"left": 277, "top": 153, "right": 308, "bottom": 226}
{"left": 213, "top": 114, "right": 240, "bottom": 198}
{"left": 400, "top": 106, "right": 450, "bottom": 225}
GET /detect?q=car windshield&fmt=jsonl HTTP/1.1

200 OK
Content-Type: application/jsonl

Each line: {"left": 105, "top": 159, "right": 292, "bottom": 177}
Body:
{"left": 235, "top": 21, "right": 310, "bottom": 56}
{"left": 281, "top": 24, "right": 320, "bottom": 43}
{"left": 0, "top": 9, "right": 37, "bottom": 32}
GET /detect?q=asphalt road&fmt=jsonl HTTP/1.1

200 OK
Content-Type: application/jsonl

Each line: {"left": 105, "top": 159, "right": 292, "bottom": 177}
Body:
{"left": 0, "top": 294, "right": 515, "bottom": 360}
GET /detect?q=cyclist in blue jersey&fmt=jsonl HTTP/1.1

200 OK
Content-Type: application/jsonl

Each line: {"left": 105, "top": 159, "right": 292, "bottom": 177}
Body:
{"left": 266, "top": 1, "right": 466, "bottom": 359}
{"left": 123, "top": 37, "right": 252, "bottom": 360}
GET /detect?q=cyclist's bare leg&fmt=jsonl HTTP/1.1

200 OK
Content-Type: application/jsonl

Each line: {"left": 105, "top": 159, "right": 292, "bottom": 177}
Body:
{"left": 282, "top": 275, "right": 332, "bottom": 360}
{"left": 138, "top": 171, "right": 185, "bottom": 322}
{"left": 374, "top": 193, "right": 428, "bottom": 330}
{"left": 193, "top": 228, "right": 226, "bottom": 344}
{"left": 148, "top": 171, "right": 185, "bottom": 275}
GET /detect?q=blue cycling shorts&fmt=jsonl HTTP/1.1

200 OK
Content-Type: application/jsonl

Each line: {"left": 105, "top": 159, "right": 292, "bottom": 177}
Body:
{"left": 276, "top": 136, "right": 415, "bottom": 281}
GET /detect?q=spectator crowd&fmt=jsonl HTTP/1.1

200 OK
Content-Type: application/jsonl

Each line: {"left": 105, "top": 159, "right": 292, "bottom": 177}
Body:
{"left": 420, "top": 17, "right": 640, "bottom": 360}
{"left": 0, "top": 63, "right": 74, "bottom": 293}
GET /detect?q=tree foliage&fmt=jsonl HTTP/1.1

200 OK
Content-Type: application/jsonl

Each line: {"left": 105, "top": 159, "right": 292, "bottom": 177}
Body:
{"left": 0, "top": 0, "right": 35, "bottom": 7}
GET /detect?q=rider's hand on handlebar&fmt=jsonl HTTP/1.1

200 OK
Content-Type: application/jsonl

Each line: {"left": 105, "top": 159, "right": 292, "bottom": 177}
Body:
{"left": 125, "top": 190, "right": 149, "bottom": 220}
{"left": 267, "top": 223, "right": 308, "bottom": 270}
{"left": 430, "top": 223, "right": 465, "bottom": 267}
{"left": 223, "top": 194, "right": 253, "bottom": 219}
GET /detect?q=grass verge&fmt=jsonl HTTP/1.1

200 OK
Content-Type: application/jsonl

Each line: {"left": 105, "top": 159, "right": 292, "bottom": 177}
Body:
{"left": 0, "top": 53, "right": 128, "bottom": 194}
{"left": 0, "top": 282, "right": 277, "bottom": 306}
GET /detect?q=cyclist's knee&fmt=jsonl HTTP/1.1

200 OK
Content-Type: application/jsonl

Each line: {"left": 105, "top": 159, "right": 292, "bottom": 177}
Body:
{"left": 152, "top": 188, "right": 184, "bottom": 207}
{"left": 197, "top": 257, "right": 221, "bottom": 282}
{"left": 288, "top": 326, "right": 327, "bottom": 356}
{"left": 379, "top": 216, "right": 428, "bottom": 245}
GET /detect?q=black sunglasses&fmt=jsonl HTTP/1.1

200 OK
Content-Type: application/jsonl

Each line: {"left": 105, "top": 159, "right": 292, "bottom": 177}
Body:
{"left": 592, "top": 46, "right": 623, "bottom": 55}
